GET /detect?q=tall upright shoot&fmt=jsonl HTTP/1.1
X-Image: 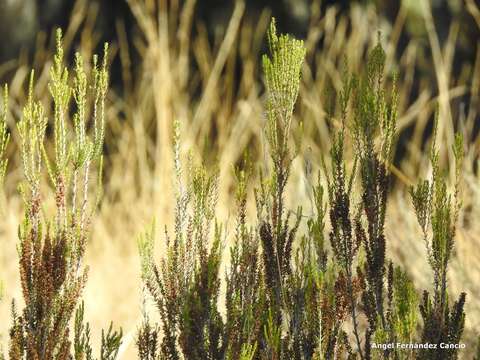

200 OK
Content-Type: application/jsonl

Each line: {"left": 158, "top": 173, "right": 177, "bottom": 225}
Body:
{"left": 0, "top": 85, "right": 9, "bottom": 190}
{"left": 8, "top": 29, "right": 114, "bottom": 360}
{"left": 410, "top": 115, "right": 466, "bottom": 360}
{"left": 258, "top": 17, "right": 305, "bottom": 328}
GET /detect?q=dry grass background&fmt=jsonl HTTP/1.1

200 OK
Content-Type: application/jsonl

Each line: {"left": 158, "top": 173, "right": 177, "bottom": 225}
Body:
{"left": 0, "top": 0, "right": 479, "bottom": 358}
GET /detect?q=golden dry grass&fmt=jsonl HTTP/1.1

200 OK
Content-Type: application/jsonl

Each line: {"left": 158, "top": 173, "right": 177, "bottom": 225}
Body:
{"left": 1, "top": 0, "right": 479, "bottom": 358}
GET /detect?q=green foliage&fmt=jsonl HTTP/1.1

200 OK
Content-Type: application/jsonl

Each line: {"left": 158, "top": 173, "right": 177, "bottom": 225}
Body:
{"left": 7, "top": 29, "right": 121, "bottom": 360}
{"left": 256, "top": 20, "right": 307, "bottom": 358}
{"left": 322, "top": 65, "right": 362, "bottom": 358}
{"left": 319, "top": 38, "right": 403, "bottom": 360}
{"left": 138, "top": 117, "right": 224, "bottom": 359}
{"left": 178, "top": 222, "right": 225, "bottom": 359}
{"left": 73, "top": 302, "right": 123, "bottom": 360}
{"left": 410, "top": 113, "right": 466, "bottom": 360}
{"left": 100, "top": 324, "right": 123, "bottom": 360}
{"left": 225, "top": 168, "right": 264, "bottom": 359}
{"left": 262, "top": 17, "right": 306, "bottom": 178}
{"left": 0, "top": 10, "right": 472, "bottom": 360}
{"left": 239, "top": 343, "right": 257, "bottom": 360}
{"left": 0, "top": 85, "right": 7, "bottom": 346}
{"left": 74, "top": 302, "right": 93, "bottom": 360}
{"left": 410, "top": 119, "right": 463, "bottom": 297}
{"left": 130, "top": 17, "right": 468, "bottom": 360}
{"left": 136, "top": 317, "right": 159, "bottom": 360}
{"left": 391, "top": 267, "right": 418, "bottom": 344}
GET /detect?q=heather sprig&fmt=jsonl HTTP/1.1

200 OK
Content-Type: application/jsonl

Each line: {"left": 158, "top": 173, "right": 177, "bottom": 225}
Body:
{"left": 0, "top": 84, "right": 8, "bottom": 316}
{"left": 0, "top": 84, "right": 9, "bottom": 188}
{"left": 225, "top": 167, "right": 264, "bottom": 359}
{"left": 391, "top": 267, "right": 418, "bottom": 344}
{"left": 263, "top": 18, "right": 305, "bottom": 177}
{"left": 99, "top": 323, "right": 123, "bottom": 360}
{"left": 257, "top": 18, "right": 306, "bottom": 346}
{"left": 319, "top": 38, "right": 406, "bottom": 359}
{"left": 239, "top": 343, "right": 257, "bottom": 360}
{"left": 136, "top": 316, "right": 159, "bottom": 360}
{"left": 410, "top": 114, "right": 466, "bottom": 360}
{"left": 73, "top": 302, "right": 123, "bottom": 360}
{"left": 0, "top": 84, "right": 8, "bottom": 360}
{"left": 260, "top": 17, "right": 305, "bottom": 229}
{"left": 280, "top": 177, "right": 334, "bottom": 359}
{"left": 74, "top": 302, "right": 93, "bottom": 360}
{"left": 138, "top": 118, "right": 224, "bottom": 359}
{"left": 138, "top": 178, "right": 224, "bottom": 359}
{"left": 347, "top": 40, "right": 400, "bottom": 356}
{"left": 323, "top": 73, "right": 363, "bottom": 356}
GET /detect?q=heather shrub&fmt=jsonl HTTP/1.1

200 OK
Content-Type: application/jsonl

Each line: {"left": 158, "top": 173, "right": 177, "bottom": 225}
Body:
{"left": 137, "top": 17, "right": 469, "bottom": 360}
{"left": 137, "top": 120, "right": 224, "bottom": 359}
{"left": 322, "top": 38, "right": 466, "bottom": 360}
{"left": 0, "top": 84, "right": 9, "bottom": 360}
{"left": 3, "top": 29, "right": 122, "bottom": 360}
{"left": 0, "top": 85, "right": 8, "bottom": 190}
{"left": 410, "top": 116, "right": 466, "bottom": 360}
{"left": 224, "top": 166, "right": 264, "bottom": 359}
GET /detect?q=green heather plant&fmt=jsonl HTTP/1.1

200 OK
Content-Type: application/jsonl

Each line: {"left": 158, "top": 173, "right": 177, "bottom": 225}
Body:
{"left": 0, "top": 85, "right": 8, "bottom": 190}
{"left": 350, "top": 41, "right": 399, "bottom": 359}
{"left": 0, "top": 84, "right": 10, "bottom": 360}
{"left": 136, "top": 19, "right": 312, "bottom": 360}
{"left": 410, "top": 115, "right": 466, "bottom": 360}
{"left": 318, "top": 41, "right": 399, "bottom": 360}
{"left": 322, "top": 67, "right": 361, "bottom": 359}
{"left": 321, "top": 38, "right": 465, "bottom": 360}
{"left": 391, "top": 266, "right": 418, "bottom": 355}
{"left": 136, "top": 18, "right": 470, "bottom": 360}
{"left": 224, "top": 166, "right": 264, "bottom": 359}
{"left": 137, "top": 118, "right": 224, "bottom": 359}
{"left": 256, "top": 18, "right": 312, "bottom": 358}
{"left": 5, "top": 29, "right": 122, "bottom": 360}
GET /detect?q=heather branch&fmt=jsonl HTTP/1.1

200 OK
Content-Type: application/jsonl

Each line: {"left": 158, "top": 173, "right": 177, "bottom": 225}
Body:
{"left": 410, "top": 112, "right": 466, "bottom": 358}
{"left": 0, "top": 85, "right": 9, "bottom": 188}
{"left": 8, "top": 28, "right": 116, "bottom": 360}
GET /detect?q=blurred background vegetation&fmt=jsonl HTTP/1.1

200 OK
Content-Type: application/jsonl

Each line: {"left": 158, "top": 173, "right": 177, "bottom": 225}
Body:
{"left": 0, "top": 0, "right": 479, "bottom": 358}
